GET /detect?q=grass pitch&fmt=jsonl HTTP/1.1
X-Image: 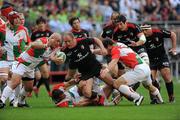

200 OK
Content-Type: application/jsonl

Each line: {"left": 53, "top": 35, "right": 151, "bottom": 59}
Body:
{"left": 0, "top": 81, "right": 180, "bottom": 120}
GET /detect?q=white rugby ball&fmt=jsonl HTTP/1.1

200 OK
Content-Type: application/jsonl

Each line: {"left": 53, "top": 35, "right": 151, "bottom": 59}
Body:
{"left": 56, "top": 50, "right": 66, "bottom": 62}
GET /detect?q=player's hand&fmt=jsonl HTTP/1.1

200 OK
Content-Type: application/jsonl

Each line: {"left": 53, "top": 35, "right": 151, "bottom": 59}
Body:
{"left": 100, "top": 68, "right": 109, "bottom": 78}
{"left": 128, "top": 41, "right": 137, "bottom": 47}
{"left": 52, "top": 56, "right": 64, "bottom": 65}
{"left": 169, "top": 48, "right": 177, "bottom": 56}
{"left": 101, "top": 48, "right": 108, "bottom": 55}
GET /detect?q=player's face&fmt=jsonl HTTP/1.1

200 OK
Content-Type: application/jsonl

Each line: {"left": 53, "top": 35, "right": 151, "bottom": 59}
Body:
{"left": 19, "top": 13, "right": 25, "bottom": 25}
{"left": 63, "top": 35, "right": 76, "bottom": 48}
{"left": 38, "top": 22, "right": 46, "bottom": 31}
{"left": 49, "top": 37, "right": 61, "bottom": 49}
{"left": 111, "top": 14, "right": 119, "bottom": 25}
{"left": 13, "top": 17, "right": 21, "bottom": 26}
{"left": 72, "top": 19, "right": 80, "bottom": 30}
{"left": 118, "top": 22, "right": 126, "bottom": 30}
{"left": 142, "top": 29, "right": 152, "bottom": 37}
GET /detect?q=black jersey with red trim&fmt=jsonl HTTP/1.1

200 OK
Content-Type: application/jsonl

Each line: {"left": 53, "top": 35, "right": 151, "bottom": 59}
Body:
{"left": 113, "top": 22, "right": 146, "bottom": 54}
{"left": 31, "top": 30, "right": 53, "bottom": 41}
{"left": 71, "top": 29, "right": 89, "bottom": 38}
{"left": 145, "top": 28, "right": 171, "bottom": 58}
{"left": 101, "top": 22, "right": 116, "bottom": 39}
{"left": 63, "top": 38, "right": 101, "bottom": 74}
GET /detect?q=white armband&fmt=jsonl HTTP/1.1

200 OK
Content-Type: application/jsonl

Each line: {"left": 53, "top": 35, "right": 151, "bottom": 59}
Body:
{"left": 139, "top": 34, "right": 146, "bottom": 43}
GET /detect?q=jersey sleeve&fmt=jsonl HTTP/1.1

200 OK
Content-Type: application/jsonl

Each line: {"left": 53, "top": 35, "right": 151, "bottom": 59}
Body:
{"left": 111, "top": 47, "right": 120, "bottom": 60}
{"left": 134, "top": 24, "right": 142, "bottom": 34}
{"left": 161, "top": 29, "right": 171, "bottom": 38}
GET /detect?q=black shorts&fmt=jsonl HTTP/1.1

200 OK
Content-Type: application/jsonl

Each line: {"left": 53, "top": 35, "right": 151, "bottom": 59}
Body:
{"left": 150, "top": 54, "right": 170, "bottom": 70}
{"left": 79, "top": 64, "right": 102, "bottom": 81}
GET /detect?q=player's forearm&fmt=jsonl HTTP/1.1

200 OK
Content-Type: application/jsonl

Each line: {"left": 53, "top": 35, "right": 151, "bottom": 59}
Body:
{"left": 137, "top": 33, "right": 146, "bottom": 46}
{"left": 30, "top": 42, "right": 47, "bottom": 49}
{"left": 171, "top": 32, "right": 177, "bottom": 49}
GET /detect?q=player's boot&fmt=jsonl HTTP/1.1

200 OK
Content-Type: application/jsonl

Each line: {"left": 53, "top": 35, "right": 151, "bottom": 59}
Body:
{"left": 0, "top": 99, "right": 5, "bottom": 109}
{"left": 134, "top": 96, "right": 144, "bottom": 106}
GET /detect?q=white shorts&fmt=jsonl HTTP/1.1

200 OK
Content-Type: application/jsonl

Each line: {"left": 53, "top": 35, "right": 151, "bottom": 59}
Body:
{"left": 122, "top": 63, "right": 152, "bottom": 86}
{"left": 69, "top": 86, "right": 81, "bottom": 103}
{"left": 139, "top": 52, "right": 150, "bottom": 65}
{"left": 12, "top": 62, "right": 34, "bottom": 79}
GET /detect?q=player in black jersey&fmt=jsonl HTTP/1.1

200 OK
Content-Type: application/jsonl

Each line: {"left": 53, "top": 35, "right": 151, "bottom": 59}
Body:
{"left": 69, "top": 17, "right": 89, "bottom": 38}
{"left": 101, "top": 11, "right": 120, "bottom": 39}
{"left": 113, "top": 15, "right": 149, "bottom": 65}
{"left": 31, "top": 16, "right": 52, "bottom": 41}
{"left": 141, "top": 24, "right": 177, "bottom": 103}
{"left": 62, "top": 32, "right": 144, "bottom": 106}
{"left": 31, "top": 16, "right": 53, "bottom": 97}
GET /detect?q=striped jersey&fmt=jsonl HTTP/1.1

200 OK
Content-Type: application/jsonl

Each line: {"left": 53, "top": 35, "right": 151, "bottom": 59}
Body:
{"left": 111, "top": 42, "right": 144, "bottom": 68}
{"left": 18, "top": 37, "right": 56, "bottom": 68}
{"left": 0, "top": 24, "right": 30, "bottom": 61}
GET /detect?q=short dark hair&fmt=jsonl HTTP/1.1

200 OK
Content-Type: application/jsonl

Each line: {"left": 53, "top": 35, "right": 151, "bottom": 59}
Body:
{"left": 114, "top": 15, "right": 127, "bottom": 24}
{"left": 68, "top": 17, "right": 80, "bottom": 26}
{"left": 36, "top": 16, "right": 46, "bottom": 25}
{"left": 102, "top": 38, "right": 115, "bottom": 48}
{"left": 52, "top": 89, "right": 64, "bottom": 104}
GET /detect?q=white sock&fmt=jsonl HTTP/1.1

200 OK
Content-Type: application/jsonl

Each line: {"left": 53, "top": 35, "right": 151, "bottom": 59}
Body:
{"left": 1, "top": 86, "right": 14, "bottom": 103}
{"left": 151, "top": 88, "right": 163, "bottom": 103}
{"left": 18, "top": 87, "right": 28, "bottom": 104}
{"left": 119, "top": 85, "right": 140, "bottom": 101}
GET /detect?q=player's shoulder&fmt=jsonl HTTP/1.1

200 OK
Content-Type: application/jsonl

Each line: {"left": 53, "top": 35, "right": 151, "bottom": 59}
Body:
{"left": 152, "top": 28, "right": 162, "bottom": 34}
{"left": 127, "top": 22, "right": 139, "bottom": 29}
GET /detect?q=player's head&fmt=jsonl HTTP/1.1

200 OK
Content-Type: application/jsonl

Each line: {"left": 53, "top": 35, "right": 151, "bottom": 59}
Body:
{"left": 48, "top": 33, "right": 62, "bottom": 48}
{"left": 111, "top": 11, "right": 121, "bottom": 25}
{"left": 0, "top": 4, "right": 13, "bottom": 20}
{"left": 52, "top": 89, "right": 66, "bottom": 104}
{"left": 63, "top": 32, "right": 76, "bottom": 49}
{"left": 140, "top": 24, "right": 152, "bottom": 36}
{"left": 36, "top": 16, "right": 47, "bottom": 31}
{"left": 7, "top": 11, "right": 21, "bottom": 25}
{"left": 114, "top": 15, "right": 127, "bottom": 30}
{"left": 69, "top": 17, "right": 81, "bottom": 30}
{"left": 102, "top": 38, "right": 115, "bottom": 54}
{"left": 18, "top": 13, "right": 25, "bottom": 25}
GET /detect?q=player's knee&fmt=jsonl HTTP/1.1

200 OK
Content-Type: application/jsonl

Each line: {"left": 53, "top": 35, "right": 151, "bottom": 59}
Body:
{"left": 113, "top": 78, "right": 127, "bottom": 89}
{"left": 82, "top": 89, "right": 92, "bottom": 98}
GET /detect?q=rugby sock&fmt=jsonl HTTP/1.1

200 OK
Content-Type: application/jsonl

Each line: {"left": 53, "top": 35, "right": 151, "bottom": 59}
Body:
{"left": 118, "top": 85, "right": 140, "bottom": 101}
{"left": 43, "top": 78, "right": 50, "bottom": 92}
{"left": 151, "top": 88, "right": 163, "bottom": 103}
{"left": 165, "top": 81, "right": 174, "bottom": 98}
{"left": 1, "top": 86, "right": 13, "bottom": 103}
{"left": 152, "top": 80, "right": 160, "bottom": 91}
{"left": 131, "top": 82, "right": 140, "bottom": 91}
{"left": 19, "top": 87, "right": 28, "bottom": 104}
{"left": 36, "top": 78, "right": 44, "bottom": 89}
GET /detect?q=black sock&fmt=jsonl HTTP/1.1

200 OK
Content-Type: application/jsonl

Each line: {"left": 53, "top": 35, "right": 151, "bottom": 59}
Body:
{"left": 165, "top": 81, "right": 174, "bottom": 98}
{"left": 43, "top": 78, "right": 50, "bottom": 92}
{"left": 36, "top": 78, "right": 44, "bottom": 89}
{"left": 152, "top": 80, "right": 161, "bottom": 91}
{"left": 131, "top": 82, "right": 140, "bottom": 91}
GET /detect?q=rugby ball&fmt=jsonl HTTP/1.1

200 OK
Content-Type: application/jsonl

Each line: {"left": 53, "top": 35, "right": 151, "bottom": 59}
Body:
{"left": 56, "top": 50, "right": 66, "bottom": 62}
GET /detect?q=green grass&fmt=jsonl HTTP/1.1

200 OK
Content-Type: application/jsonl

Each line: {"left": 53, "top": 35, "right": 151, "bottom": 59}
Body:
{"left": 0, "top": 81, "right": 180, "bottom": 120}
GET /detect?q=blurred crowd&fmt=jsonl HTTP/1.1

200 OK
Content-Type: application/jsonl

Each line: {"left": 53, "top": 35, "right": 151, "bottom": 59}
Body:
{"left": 2, "top": 0, "right": 180, "bottom": 34}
